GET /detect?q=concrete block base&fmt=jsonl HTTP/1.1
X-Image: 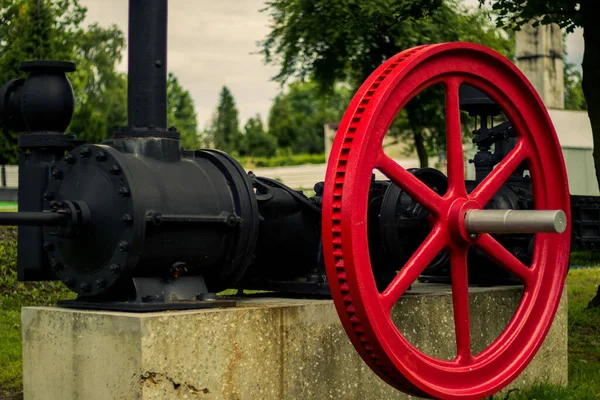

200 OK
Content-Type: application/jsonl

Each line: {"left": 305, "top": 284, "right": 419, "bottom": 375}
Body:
{"left": 22, "top": 284, "right": 567, "bottom": 399}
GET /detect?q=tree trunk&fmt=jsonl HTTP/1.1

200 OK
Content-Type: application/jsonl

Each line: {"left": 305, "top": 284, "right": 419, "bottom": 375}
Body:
{"left": 413, "top": 131, "right": 428, "bottom": 168}
{"left": 581, "top": 4, "right": 600, "bottom": 308}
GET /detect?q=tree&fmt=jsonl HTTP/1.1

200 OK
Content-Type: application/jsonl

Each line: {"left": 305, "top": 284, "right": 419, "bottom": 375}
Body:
{"left": 242, "top": 115, "right": 277, "bottom": 157}
{"left": 167, "top": 73, "right": 199, "bottom": 150}
{"left": 0, "top": 0, "right": 199, "bottom": 161}
{"left": 477, "top": 1, "right": 598, "bottom": 178}
{"left": 260, "top": 0, "right": 513, "bottom": 166}
{"left": 0, "top": 0, "right": 79, "bottom": 164}
{"left": 564, "top": 62, "right": 587, "bottom": 111}
{"left": 210, "top": 86, "right": 242, "bottom": 154}
{"left": 68, "top": 22, "right": 127, "bottom": 144}
{"left": 475, "top": 0, "right": 600, "bottom": 310}
{"left": 0, "top": 0, "right": 125, "bottom": 160}
{"left": 268, "top": 81, "right": 350, "bottom": 154}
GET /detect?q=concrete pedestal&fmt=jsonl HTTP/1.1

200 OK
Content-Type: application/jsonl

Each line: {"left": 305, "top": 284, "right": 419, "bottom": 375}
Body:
{"left": 22, "top": 284, "right": 567, "bottom": 399}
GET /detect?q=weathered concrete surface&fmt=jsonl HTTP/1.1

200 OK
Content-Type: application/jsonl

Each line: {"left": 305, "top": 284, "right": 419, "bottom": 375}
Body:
{"left": 22, "top": 284, "right": 567, "bottom": 400}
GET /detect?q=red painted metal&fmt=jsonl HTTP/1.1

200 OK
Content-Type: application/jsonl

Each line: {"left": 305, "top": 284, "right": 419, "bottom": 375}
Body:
{"left": 322, "top": 42, "right": 571, "bottom": 399}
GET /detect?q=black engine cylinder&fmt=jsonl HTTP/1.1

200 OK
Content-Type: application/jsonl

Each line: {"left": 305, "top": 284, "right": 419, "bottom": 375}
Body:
{"left": 43, "top": 140, "right": 258, "bottom": 298}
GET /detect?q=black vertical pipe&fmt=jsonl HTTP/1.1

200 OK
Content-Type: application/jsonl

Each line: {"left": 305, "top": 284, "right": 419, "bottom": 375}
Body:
{"left": 128, "top": 0, "right": 167, "bottom": 129}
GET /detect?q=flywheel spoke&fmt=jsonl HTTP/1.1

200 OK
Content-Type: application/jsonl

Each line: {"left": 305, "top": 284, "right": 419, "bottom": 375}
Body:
{"left": 475, "top": 234, "right": 535, "bottom": 286}
{"left": 450, "top": 246, "right": 472, "bottom": 363}
{"left": 377, "top": 153, "right": 445, "bottom": 215}
{"left": 380, "top": 225, "right": 447, "bottom": 310}
{"left": 444, "top": 78, "right": 467, "bottom": 197}
{"left": 469, "top": 140, "right": 529, "bottom": 207}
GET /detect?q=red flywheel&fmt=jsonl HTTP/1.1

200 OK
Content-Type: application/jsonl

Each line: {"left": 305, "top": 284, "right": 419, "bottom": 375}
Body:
{"left": 322, "top": 42, "right": 571, "bottom": 399}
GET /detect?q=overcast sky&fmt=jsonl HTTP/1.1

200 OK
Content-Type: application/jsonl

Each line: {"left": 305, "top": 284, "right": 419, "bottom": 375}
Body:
{"left": 79, "top": 0, "right": 585, "bottom": 130}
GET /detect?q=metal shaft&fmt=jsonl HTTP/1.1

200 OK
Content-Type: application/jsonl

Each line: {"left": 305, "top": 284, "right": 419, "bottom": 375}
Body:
{"left": 464, "top": 210, "right": 567, "bottom": 234}
{"left": 0, "top": 212, "right": 67, "bottom": 226}
{"left": 128, "top": 0, "right": 168, "bottom": 128}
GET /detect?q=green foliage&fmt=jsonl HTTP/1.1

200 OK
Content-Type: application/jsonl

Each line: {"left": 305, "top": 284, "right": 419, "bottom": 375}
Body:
{"left": 481, "top": 2, "right": 600, "bottom": 307}
{"left": 167, "top": 73, "right": 199, "bottom": 150}
{"left": 241, "top": 115, "right": 277, "bottom": 157}
{"left": 0, "top": 225, "right": 73, "bottom": 398}
{"left": 239, "top": 152, "right": 325, "bottom": 168}
{"left": 564, "top": 63, "right": 587, "bottom": 111}
{"left": 69, "top": 22, "right": 127, "bottom": 144}
{"left": 0, "top": 307, "right": 21, "bottom": 396}
{"left": 261, "top": 0, "right": 513, "bottom": 166}
{"left": 0, "top": 0, "right": 82, "bottom": 163}
{"left": 0, "top": 0, "right": 199, "bottom": 162}
{"left": 268, "top": 81, "right": 351, "bottom": 154}
{"left": 0, "top": 0, "right": 126, "bottom": 157}
{"left": 208, "top": 86, "right": 242, "bottom": 154}
{"left": 570, "top": 252, "right": 600, "bottom": 267}
{"left": 0, "top": 227, "right": 74, "bottom": 308}
{"left": 478, "top": 0, "right": 582, "bottom": 33}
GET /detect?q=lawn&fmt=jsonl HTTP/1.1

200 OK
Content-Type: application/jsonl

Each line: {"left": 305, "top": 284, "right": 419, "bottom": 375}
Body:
{"left": 0, "top": 256, "right": 599, "bottom": 398}
{"left": 496, "top": 267, "right": 600, "bottom": 400}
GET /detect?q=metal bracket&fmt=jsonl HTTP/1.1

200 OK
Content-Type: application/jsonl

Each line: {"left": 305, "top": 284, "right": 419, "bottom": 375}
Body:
{"left": 58, "top": 276, "right": 235, "bottom": 312}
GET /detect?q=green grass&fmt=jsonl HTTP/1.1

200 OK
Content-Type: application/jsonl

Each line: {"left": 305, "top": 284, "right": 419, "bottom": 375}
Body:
{"left": 0, "top": 202, "right": 17, "bottom": 213}
{"left": 492, "top": 267, "right": 600, "bottom": 400}
{"left": 0, "top": 304, "right": 21, "bottom": 397}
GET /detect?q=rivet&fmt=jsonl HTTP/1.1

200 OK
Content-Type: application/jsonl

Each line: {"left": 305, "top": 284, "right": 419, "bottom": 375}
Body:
{"left": 470, "top": 233, "right": 478, "bottom": 240}
{"left": 96, "top": 279, "right": 107, "bottom": 289}
{"left": 122, "top": 214, "right": 133, "bottom": 224}
{"left": 119, "top": 241, "right": 130, "bottom": 252}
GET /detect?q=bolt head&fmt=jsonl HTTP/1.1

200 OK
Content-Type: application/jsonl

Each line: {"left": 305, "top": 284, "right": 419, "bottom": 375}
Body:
{"left": 109, "top": 264, "right": 121, "bottom": 274}
{"left": 51, "top": 261, "right": 63, "bottom": 272}
{"left": 122, "top": 214, "right": 133, "bottom": 224}
{"left": 96, "top": 279, "right": 107, "bottom": 289}
{"left": 51, "top": 169, "right": 63, "bottom": 179}
{"left": 64, "top": 277, "right": 75, "bottom": 287}
{"left": 79, "top": 147, "right": 91, "bottom": 158}
{"left": 42, "top": 191, "right": 55, "bottom": 201}
{"left": 95, "top": 151, "right": 107, "bottom": 161}
{"left": 110, "top": 165, "right": 121, "bottom": 175}
{"left": 225, "top": 213, "right": 240, "bottom": 227}
{"left": 118, "top": 241, "right": 130, "bottom": 252}
{"left": 119, "top": 187, "right": 130, "bottom": 197}
{"left": 43, "top": 242, "right": 54, "bottom": 251}
{"left": 79, "top": 283, "right": 91, "bottom": 293}
{"left": 470, "top": 233, "right": 478, "bottom": 240}
{"left": 64, "top": 154, "right": 75, "bottom": 164}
